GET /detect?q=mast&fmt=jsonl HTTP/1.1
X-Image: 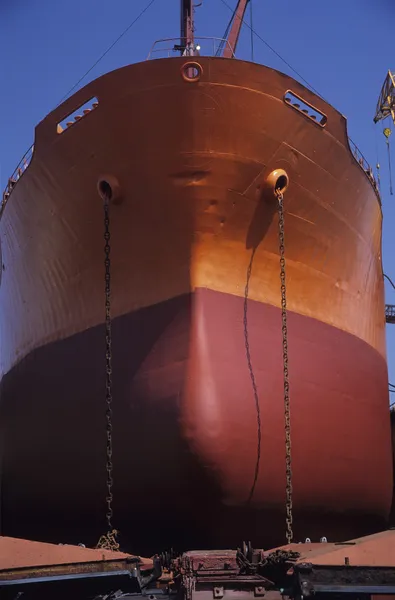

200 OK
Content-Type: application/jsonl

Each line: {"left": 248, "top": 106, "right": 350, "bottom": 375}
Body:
{"left": 180, "top": 0, "right": 194, "bottom": 53}
{"left": 223, "top": 0, "right": 250, "bottom": 58}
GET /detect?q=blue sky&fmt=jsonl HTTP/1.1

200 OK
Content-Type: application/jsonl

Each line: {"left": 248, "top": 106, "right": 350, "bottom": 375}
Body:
{"left": 0, "top": 0, "right": 394, "bottom": 393}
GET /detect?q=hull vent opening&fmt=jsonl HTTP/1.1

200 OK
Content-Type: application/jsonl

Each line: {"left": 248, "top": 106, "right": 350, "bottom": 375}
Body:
{"left": 284, "top": 90, "right": 327, "bottom": 127}
{"left": 57, "top": 97, "right": 99, "bottom": 134}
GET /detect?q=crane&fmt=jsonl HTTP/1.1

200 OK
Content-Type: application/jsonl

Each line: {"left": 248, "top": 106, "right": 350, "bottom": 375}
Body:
{"left": 179, "top": 0, "right": 250, "bottom": 58}
{"left": 222, "top": 0, "right": 250, "bottom": 58}
{"left": 374, "top": 70, "right": 395, "bottom": 195}
{"left": 375, "top": 76, "right": 395, "bottom": 325}
{"left": 374, "top": 70, "right": 395, "bottom": 125}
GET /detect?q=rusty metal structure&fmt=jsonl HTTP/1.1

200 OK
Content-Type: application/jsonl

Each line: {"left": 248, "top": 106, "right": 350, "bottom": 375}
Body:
{"left": 374, "top": 70, "right": 395, "bottom": 125}
{"left": 0, "top": 0, "right": 394, "bottom": 587}
{"left": 387, "top": 304, "right": 395, "bottom": 324}
{"left": 374, "top": 72, "right": 395, "bottom": 527}
{"left": 2, "top": 531, "right": 395, "bottom": 599}
{"left": 0, "top": 536, "right": 153, "bottom": 599}
{"left": 223, "top": 0, "right": 249, "bottom": 58}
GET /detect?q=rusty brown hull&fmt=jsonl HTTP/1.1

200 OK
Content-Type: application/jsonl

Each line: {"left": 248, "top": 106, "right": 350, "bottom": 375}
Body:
{"left": 0, "top": 290, "right": 391, "bottom": 553}
{"left": 0, "top": 57, "right": 392, "bottom": 552}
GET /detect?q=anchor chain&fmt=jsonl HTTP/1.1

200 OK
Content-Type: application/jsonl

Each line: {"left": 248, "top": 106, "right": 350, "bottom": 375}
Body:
{"left": 276, "top": 189, "right": 293, "bottom": 545}
{"left": 96, "top": 193, "right": 120, "bottom": 553}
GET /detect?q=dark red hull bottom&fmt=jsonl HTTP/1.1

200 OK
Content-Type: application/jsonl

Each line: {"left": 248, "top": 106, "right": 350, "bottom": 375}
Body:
{"left": 0, "top": 289, "right": 391, "bottom": 555}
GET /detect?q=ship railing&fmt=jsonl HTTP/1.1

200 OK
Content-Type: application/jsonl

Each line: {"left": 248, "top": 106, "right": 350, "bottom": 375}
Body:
{"left": 348, "top": 138, "right": 380, "bottom": 199}
{"left": 147, "top": 37, "right": 235, "bottom": 60}
{"left": 1, "top": 144, "right": 34, "bottom": 212}
{"left": 386, "top": 304, "right": 395, "bottom": 324}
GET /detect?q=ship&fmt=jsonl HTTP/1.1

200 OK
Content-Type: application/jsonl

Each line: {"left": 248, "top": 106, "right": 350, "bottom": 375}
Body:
{"left": 0, "top": 0, "right": 393, "bottom": 555}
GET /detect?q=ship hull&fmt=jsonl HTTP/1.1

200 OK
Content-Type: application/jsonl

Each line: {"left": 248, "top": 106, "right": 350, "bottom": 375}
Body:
{"left": 0, "top": 57, "right": 392, "bottom": 551}
{"left": 0, "top": 289, "right": 390, "bottom": 553}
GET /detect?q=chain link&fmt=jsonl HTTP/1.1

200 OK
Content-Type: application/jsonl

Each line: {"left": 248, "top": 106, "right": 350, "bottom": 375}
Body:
{"left": 276, "top": 189, "right": 293, "bottom": 545}
{"left": 96, "top": 529, "right": 120, "bottom": 552}
{"left": 96, "top": 194, "right": 120, "bottom": 553}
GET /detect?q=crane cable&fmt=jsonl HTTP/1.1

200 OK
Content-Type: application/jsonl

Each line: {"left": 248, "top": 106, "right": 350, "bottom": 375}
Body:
{"left": 384, "top": 273, "right": 395, "bottom": 291}
{"left": 374, "top": 125, "right": 382, "bottom": 193}
{"left": 216, "top": 2, "right": 238, "bottom": 56}
{"left": 249, "top": 0, "right": 254, "bottom": 62}
{"left": 383, "top": 126, "right": 394, "bottom": 196}
{"left": 57, "top": 0, "right": 157, "bottom": 106}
